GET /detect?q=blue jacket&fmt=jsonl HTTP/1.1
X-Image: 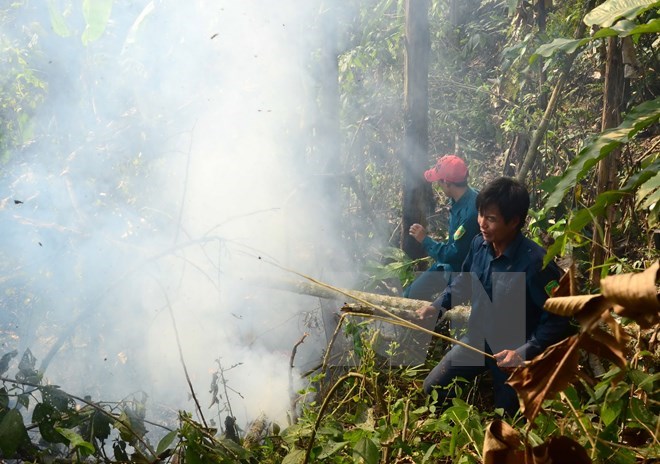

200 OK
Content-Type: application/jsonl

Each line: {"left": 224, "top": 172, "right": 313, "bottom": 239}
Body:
{"left": 422, "top": 187, "right": 479, "bottom": 273}
{"left": 432, "top": 232, "right": 570, "bottom": 360}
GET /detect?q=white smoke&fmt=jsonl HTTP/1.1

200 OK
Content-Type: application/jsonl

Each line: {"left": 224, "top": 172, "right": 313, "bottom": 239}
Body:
{"left": 0, "top": 0, "right": 356, "bottom": 431}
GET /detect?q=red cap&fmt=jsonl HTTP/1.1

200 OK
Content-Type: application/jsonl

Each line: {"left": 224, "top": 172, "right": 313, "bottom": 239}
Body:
{"left": 424, "top": 155, "right": 468, "bottom": 183}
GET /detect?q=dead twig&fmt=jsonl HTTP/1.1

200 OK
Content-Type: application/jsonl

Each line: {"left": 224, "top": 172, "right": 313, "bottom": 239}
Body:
{"left": 155, "top": 280, "right": 208, "bottom": 429}
{"left": 290, "top": 333, "right": 309, "bottom": 369}
{"left": 288, "top": 333, "right": 308, "bottom": 424}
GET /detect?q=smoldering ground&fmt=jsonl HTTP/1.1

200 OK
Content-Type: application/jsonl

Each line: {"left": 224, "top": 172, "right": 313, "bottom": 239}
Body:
{"left": 0, "top": 0, "right": 358, "bottom": 431}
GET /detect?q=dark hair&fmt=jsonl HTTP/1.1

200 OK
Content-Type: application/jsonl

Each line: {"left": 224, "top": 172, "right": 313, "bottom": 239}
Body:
{"left": 476, "top": 177, "right": 529, "bottom": 231}
{"left": 447, "top": 177, "right": 469, "bottom": 188}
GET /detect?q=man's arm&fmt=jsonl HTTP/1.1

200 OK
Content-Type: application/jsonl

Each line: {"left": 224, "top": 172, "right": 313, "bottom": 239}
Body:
{"left": 421, "top": 210, "right": 479, "bottom": 267}
{"left": 515, "top": 261, "right": 572, "bottom": 360}
{"left": 416, "top": 235, "right": 479, "bottom": 319}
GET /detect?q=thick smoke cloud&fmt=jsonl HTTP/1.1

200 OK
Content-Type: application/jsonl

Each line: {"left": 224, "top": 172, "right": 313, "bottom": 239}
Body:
{"left": 0, "top": 0, "right": 354, "bottom": 430}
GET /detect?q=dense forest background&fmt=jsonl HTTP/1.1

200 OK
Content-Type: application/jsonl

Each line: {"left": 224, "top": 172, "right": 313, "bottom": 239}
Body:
{"left": 0, "top": 0, "right": 658, "bottom": 462}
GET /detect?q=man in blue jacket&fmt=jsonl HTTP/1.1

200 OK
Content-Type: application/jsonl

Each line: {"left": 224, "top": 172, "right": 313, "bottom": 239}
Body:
{"left": 405, "top": 155, "right": 480, "bottom": 302}
{"left": 416, "top": 177, "right": 570, "bottom": 416}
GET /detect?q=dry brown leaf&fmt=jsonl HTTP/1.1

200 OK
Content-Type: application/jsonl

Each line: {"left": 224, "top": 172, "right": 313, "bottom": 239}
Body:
{"left": 508, "top": 311, "right": 629, "bottom": 422}
{"left": 574, "top": 303, "right": 611, "bottom": 331}
{"left": 483, "top": 420, "right": 526, "bottom": 464}
{"left": 507, "top": 337, "right": 581, "bottom": 422}
{"left": 601, "top": 261, "right": 660, "bottom": 328}
{"left": 544, "top": 293, "right": 610, "bottom": 322}
{"left": 552, "top": 263, "right": 575, "bottom": 298}
{"left": 579, "top": 326, "right": 628, "bottom": 370}
{"left": 484, "top": 420, "right": 591, "bottom": 464}
{"left": 601, "top": 310, "right": 628, "bottom": 345}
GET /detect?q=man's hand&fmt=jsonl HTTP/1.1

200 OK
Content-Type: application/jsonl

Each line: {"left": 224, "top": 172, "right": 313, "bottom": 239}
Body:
{"left": 409, "top": 223, "right": 427, "bottom": 243}
{"left": 415, "top": 305, "right": 438, "bottom": 320}
{"left": 494, "top": 349, "right": 524, "bottom": 372}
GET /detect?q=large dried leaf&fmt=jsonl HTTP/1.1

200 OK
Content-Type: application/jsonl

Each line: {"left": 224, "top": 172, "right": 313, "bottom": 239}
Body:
{"left": 483, "top": 420, "right": 525, "bottom": 464}
{"left": 508, "top": 311, "right": 630, "bottom": 422}
{"left": 580, "top": 325, "right": 628, "bottom": 370}
{"left": 601, "top": 311, "right": 630, "bottom": 350}
{"left": 507, "top": 337, "right": 581, "bottom": 422}
{"left": 551, "top": 262, "right": 577, "bottom": 298}
{"left": 544, "top": 294, "right": 610, "bottom": 319}
{"left": 600, "top": 261, "right": 660, "bottom": 328}
{"left": 484, "top": 420, "right": 592, "bottom": 464}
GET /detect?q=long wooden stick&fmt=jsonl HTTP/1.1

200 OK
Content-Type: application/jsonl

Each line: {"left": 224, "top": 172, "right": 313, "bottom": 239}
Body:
{"left": 261, "top": 258, "right": 494, "bottom": 359}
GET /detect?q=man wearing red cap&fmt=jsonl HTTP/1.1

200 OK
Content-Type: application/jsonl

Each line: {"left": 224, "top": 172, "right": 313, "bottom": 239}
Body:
{"left": 404, "top": 155, "right": 479, "bottom": 301}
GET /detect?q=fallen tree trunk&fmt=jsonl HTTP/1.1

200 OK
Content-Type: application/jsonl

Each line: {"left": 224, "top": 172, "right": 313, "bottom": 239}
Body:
{"left": 258, "top": 276, "right": 430, "bottom": 318}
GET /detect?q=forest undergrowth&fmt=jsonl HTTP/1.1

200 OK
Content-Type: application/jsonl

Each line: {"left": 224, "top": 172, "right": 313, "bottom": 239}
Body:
{"left": 0, "top": 263, "right": 658, "bottom": 463}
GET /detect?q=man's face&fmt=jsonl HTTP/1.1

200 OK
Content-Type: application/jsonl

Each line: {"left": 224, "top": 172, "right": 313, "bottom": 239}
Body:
{"left": 435, "top": 180, "right": 450, "bottom": 197}
{"left": 478, "top": 204, "right": 519, "bottom": 245}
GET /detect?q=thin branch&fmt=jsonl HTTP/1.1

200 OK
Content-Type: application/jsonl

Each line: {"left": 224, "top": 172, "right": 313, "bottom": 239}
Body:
{"left": 290, "top": 333, "right": 309, "bottom": 369}
{"left": 633, "top": 136, "right": 660, "bottom": 165}
{"left": 302, "top": 373, "right": 369, "bottom": 464}
{"left": 559, "top": 391, "right": 597, "bottom": 454}
{"left": 173, "top": 120, "right": 197, "bottom": 244}
{"left": 155, "top": 280, "right": 208, "bottom": 429}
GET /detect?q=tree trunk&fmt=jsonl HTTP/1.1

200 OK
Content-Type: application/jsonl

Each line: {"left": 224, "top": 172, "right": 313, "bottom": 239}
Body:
{"left": 257, "top": 275, "right": 431, "bottom": 316}
{"left": 401, "top": 0, "right": 431, "bottom": 260}
{"left": 537, "top": 0, "right": 548, "bottom": 109}
{"left": 591, "top": 36, "right": 624, "bottom": 286}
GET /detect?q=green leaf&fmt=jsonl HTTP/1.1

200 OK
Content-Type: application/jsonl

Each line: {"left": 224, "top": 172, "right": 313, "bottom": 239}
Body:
{"left": 422, "top": 443, "right": 438, "bottom": 463}
{"left": 636, "top": 169, "right": 660, "bottom": 204}
{"left": 16, "top": 348, "right": 39, "bottom": 383}
{"left": 185, "top": 447, "right": 204, "bottom": 464}
{"left": 540, "top": 158, "right": 660, "bottom": 263}
{"left": 91, "top": 410, "right": 112, "bottom": 440}
{"left": 544, "top": 97, "right": 660, "bottom": 210}
{"left": 0, "top": 409, "right": 29, "bottom": 456}
{"left": 0, "top": 350, "right": 17, "bottom": 376}
{"left": 609, "top": 17, "right": 660, "bottom": 36}
{"left": 17, "top": 393, "right": 30, "bottom": 409}
{"left": 82, "top": 0, "right": 114, "bottom": 45}
{"left": 42, "top": 385, "right": 74, "bottom": 412}
{"left": 156, "top": 429, "right": 178, "bottom": 454}
{"left": 601, "top": 399, "right": 624, "bottom": 426}
{"left": 641, "top": 186, "right": 660, "bottom": 209}
{"left": 47, "top": 0, "right": 72, "bottom": 37}
{"left": 113, "top": 441, "right": 129, "bottom": 461}
{"left": 584, "top": 0, "right": 660, "bottom": 28}
{"left": 629, "top": 397, "right": 657, "bottom": 424}
{"left": 623, "top": 158, "right": 660, "bottom": 190}
{"left": 281, "top": 448, "right": 306, "bottom": 464}
{"left": 217, "top": 437, "right": 250, "bottom": 459}
{"left": 628, "top": 369, "right": 659, "bottom": 393}
{"left": 353, "top": 437, "right": 379, "bottom": 464}
{"left": 606, "top": 446, "right": 638, "bottom": 464}
{"left": 318, "top": 440, "right": 349, "bottom": 459}
{"left": 531, "top": 16, "right": 660, "bottom": 63}
{"left": 32, "top": 402, "right": 66, "bottom": 444}
{"left": 55, "top": 427, "right": 95, "bottom": 454}
{"left": 531, "top": 37, "right": 590, "bottom": 63}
